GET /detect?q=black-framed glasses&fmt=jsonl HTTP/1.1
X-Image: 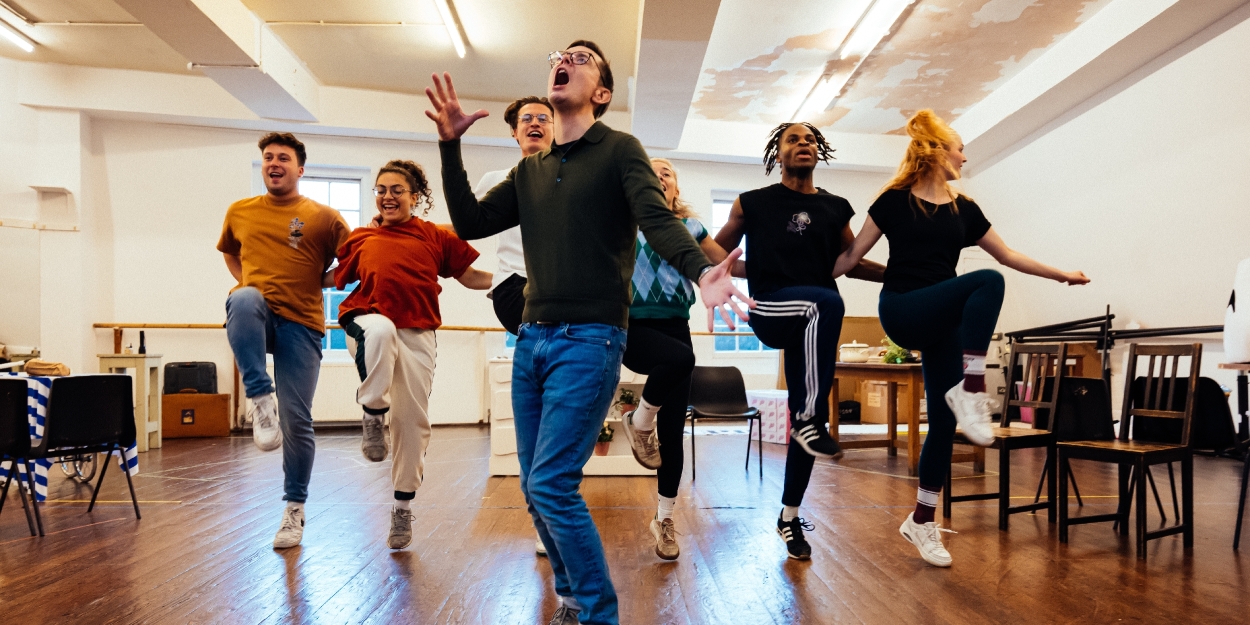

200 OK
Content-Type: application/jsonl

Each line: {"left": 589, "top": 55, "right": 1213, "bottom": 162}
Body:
{"left": 548, "top": 50, "right": 598, "bottom": 69}
{"left": 519, "top": 113, "right": 552, "bottom": 125}
{"left": 373, "top": 185, "right": 411, "bottom": 198}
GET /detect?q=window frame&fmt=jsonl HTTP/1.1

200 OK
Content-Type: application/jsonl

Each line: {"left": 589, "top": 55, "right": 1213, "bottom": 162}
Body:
{"left": 707, "top": 189, "right": 773, "bottom": 355}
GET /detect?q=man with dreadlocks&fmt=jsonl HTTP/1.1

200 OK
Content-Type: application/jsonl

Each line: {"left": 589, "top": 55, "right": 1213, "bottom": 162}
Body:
{"left": 715, "top": 121, "right": 884, "bottom": 561}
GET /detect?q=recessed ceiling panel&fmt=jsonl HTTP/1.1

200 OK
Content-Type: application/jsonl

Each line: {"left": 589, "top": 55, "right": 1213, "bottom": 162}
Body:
{"left": 0, "top": 1, "right": 192, "bottom": 73}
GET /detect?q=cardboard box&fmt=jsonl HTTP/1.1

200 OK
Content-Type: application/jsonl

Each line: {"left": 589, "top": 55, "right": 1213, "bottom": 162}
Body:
{"left": 858, "top": 381, "right": 914, "bottom": 424}
{"left": 162, "top": 393, "right": 231, "bottom": 438}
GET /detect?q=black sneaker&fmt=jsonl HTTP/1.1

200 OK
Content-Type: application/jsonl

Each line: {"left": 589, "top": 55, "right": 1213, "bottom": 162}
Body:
{"left": 776, "top": 514, "right": 814, "bottom": 560}
{"left": 791, "top": 414, "right": 844, "bottom": 459}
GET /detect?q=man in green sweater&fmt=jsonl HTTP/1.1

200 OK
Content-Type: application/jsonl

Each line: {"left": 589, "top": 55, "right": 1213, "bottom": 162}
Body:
{"left": 424, "top": 40, "right": 750, "bottom": 625}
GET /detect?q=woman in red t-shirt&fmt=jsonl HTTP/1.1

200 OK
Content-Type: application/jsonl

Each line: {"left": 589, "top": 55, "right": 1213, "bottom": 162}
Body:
{"left": 334, "top": 159, "right": 491, "bottom": 549}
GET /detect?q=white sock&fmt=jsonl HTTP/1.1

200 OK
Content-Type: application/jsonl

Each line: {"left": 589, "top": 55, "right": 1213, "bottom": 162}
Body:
{"left": 634, "top": 397, "right": 660, "bottom": 431}
{"left": 394, "top": 499, "right": 411, "bottom": 510}
{"left": 657, "top": 495, "right": 676, "bottom": 521}
{"left": 782, "top": 505, "right": 799, "bottom": 522}
{"left": 286, "top": 501, "right": 304, "bottom": 513}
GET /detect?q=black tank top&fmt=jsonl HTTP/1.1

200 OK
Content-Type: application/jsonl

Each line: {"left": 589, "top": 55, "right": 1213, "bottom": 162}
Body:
{"left": 739, "top": 183, "right": 854, "bottom": 296}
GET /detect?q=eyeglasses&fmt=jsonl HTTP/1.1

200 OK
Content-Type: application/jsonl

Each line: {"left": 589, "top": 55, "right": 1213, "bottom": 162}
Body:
{"left": 519, "top": 113, "right": 552, "bottom": 125}
{"left": 548, "top": 50, "right": 598, "bottom": 69}
{"left": 373, "top": 186, "right": 411, "bottom": 198}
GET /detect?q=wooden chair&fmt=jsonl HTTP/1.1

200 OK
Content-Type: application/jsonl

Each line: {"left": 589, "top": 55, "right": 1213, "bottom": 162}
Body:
{"left": 0, "top": 378, "right": 39, "bottom": 536}
{"left": 688, "top": 366, "right": 762, "bottom": 481}
{"left": 943, "top": 343, "right": 1066, "bottom": 530}
{"left": 1058, "top": 343, "right": 1201, "bottom": 559}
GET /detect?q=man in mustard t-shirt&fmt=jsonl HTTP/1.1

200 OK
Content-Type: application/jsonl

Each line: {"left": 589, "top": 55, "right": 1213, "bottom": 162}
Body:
{"left": 217, "top": 132, "right": 350, "bottom": 549}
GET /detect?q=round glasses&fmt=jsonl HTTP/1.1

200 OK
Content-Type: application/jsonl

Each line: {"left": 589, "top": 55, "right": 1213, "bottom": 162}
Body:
{"left": 373, "top": 186, "right": 411, "bottom": 198}
{"left": 519, "top": 113, "right": 552, "bottom": 125}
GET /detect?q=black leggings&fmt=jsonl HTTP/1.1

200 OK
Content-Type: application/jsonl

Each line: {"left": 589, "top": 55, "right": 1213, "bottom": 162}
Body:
{"left": 622, "top": 317, "right": 695, "bottom": 499}
{"left": 748, "top": 286, "right": 844, "bottom": 507}
{"left": 878, "top": 269, "right": 1005, "bottom": 490}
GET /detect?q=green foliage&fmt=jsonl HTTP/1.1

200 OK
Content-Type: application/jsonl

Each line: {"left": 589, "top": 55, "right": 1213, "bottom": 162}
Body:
{"left": 616, "top": 388, "right": 637, "bottom": 406}
{"left": 598, "top": 422, "right": 615, "bottom": 443}
{"left": 881, "top": 337, "right": 916, "bottom": 364}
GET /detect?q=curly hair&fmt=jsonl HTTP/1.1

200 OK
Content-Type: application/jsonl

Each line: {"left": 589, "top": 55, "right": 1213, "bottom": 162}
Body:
{"left": 763, "top": 122, "right": 835, "bottom": 175}
{"left": 376, "top": 160, "right": 435, "bottom": 217}
{"left": 258, "top": 132, "right": 306, "bottom": 166}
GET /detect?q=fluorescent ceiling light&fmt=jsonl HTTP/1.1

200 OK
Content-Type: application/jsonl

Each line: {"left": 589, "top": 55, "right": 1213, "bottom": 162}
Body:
{"left": 433, "top": 0, "right": 465, "bottom": 58}
{"left": 792, "top": 0, "right": 915, "bottom": 121}
{"left": 841, "top": 0, "right": 915, "bottom": 60}
{"left": 0, "top": 18, "right": 34, "bottom": 53}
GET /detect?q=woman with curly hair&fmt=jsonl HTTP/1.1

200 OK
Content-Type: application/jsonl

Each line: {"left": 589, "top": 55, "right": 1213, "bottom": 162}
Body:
{"left": 334, "top": 159, "right": 492, "bottom": 549}
{"left": 834, "top": 110, "right": 1087, "bottom": 567}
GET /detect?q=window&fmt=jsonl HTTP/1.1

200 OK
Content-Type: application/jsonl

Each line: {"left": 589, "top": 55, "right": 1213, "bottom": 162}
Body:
{"left": 708, "top": 192, "right": 773, "bottom": 353}
{"left": 300, "top": 177, "right": 363, "bottom": 352}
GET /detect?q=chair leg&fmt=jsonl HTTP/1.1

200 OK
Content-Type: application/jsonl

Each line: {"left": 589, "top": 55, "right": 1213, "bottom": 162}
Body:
{"left": 1136, "top": 459, "right": 1149, "bottom": 560}
{"left": 1166, "top": 462, "right": 1180, "bottom": 520}
{"left": 23, "top": 461, "right": 44, "bottom": 537}
{"left": 1236, "top": 451, "right": 1250, "bottom": 549}
{"left": 14, "top": 473, "right": 37, "bottom": 537}
{"left": 1115, "top": 467, "right": 1134, "bottom": 533}
{"left": 1059, "top": 451, "right": 1070, "bottom": 543}
{"left": 1145, "top": 465, "right": 1167, "bottom": 522}
{"left": 121, "top": 451, "right": 141, "bottom": 520}
{"left": 744, "top": 419, "right": 753, "bottom": 472}
{"left": 1033, "top": 455, "right": 1049, "bottom": 505}
{"left": 1070, "top": 470, "right": 1084, "bottom": 507}
{"left": 998, "top": 446, "right": 1011, "bottom": 531}
{"left": 689, "top": 416, "right": 696, "bottom": 482}
{"left": 757, "top": 419, "right": 763, "bottom": 480}
{"left": 1046, "top": 445, "right": 1058, "bottom": 524}
{"left": 88, "top": 449, "right": 111, "bottom": 512}
{"left": 1117, "top": 464, "right": 1130, "bottom": 537}
{"left": 0, "top": 467, "right": 9, "bottom": 516}
{"left": 1182, "top": 453, "right": 1193, "bottom": 549}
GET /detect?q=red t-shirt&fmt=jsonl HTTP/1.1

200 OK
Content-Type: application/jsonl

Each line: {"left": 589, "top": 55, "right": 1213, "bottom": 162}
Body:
{"left": 335, "top": 218, "right": 479, "bottom": 330}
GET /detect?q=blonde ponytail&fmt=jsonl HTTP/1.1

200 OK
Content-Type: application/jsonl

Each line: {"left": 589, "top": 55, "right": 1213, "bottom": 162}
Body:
{"left": 879, "top": 109, "right": 968, "bottom": 216}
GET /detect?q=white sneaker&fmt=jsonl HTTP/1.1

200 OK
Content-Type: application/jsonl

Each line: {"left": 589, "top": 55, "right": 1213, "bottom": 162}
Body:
{"left": 899, "top": 512, "right": 954, "bottom": 567}
{"left": 944, "top": 385, "right": 995, "bottom": 446}
{"left": 535, "top": 535, "right": 547, "bottom": 556}
{"left": 249, "top": 393, "right": 282, "bottom": 452}
{"left": 273, "top": 505, "right": 304, "bottom": 549}
{"left": 621, "top": 410, "right": 662, "bottom": 469}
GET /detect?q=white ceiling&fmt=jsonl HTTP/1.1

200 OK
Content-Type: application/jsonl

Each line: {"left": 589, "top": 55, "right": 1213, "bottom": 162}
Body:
{"left": 3, "top": 0, "right": 1247, "bottom": 166}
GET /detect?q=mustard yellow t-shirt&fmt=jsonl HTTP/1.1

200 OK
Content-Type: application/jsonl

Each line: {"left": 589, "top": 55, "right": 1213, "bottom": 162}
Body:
{"left": 217, "top": 195, "right": 351, "bottom": 332}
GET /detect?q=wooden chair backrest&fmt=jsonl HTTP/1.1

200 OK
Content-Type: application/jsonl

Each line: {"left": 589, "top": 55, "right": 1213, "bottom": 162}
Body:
{"left": 1117, "top": 343, "right": 1202, "bottom": 446}
{"left": 1003, "top": 342, "right": 1068, "bottom": 430}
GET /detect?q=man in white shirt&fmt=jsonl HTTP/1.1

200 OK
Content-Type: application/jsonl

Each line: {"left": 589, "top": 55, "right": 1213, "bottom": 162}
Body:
{"left": 477, "top": 96, "right": 555, "bottom": 335}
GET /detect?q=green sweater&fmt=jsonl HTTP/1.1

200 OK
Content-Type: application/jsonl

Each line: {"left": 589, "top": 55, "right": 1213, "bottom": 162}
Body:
{"left": 440, "top": 122, "right": 712, "bottom": 328}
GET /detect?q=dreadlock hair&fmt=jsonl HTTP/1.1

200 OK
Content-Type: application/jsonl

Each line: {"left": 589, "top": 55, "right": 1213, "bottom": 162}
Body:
{"left": 377, "top": 160, "right": 435, "bottom": 217}
{"left": 763, "top": 122, "right": 835, "bottom": 175}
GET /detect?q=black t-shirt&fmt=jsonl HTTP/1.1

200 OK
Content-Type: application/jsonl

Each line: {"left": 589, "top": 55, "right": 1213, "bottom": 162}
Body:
{"left": 739, "top": 183, "right": 854, "bottom": 296}
{"left": 868, "top": 188, "right": 992, "bottom": 293}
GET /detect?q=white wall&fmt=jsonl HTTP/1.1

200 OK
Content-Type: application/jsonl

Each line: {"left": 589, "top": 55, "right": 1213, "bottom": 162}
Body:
{"left": 964, "top": 17, "right": 1250, "bottom": 407}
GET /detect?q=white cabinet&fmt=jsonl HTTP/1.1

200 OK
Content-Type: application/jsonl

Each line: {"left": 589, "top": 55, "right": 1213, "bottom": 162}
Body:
{"left": 487, "top": 357, "right": 655, "bottom": 476}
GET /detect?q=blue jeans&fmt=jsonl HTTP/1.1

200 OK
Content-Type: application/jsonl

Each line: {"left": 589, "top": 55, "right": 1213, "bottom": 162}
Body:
{"left": 512, "top": 322, "right": 626, "bottom": 625}
{"left": 225, "top": 287, "right": 323, "bottom": 503}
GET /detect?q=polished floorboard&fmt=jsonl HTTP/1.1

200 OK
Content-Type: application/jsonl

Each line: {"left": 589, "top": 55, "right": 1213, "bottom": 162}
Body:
{"left": 1, "top": 425, "right": 1248, "bottom": 624}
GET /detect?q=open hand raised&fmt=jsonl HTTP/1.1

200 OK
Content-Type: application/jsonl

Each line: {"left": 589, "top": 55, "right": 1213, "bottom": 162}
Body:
{"left": 425, "top": 72, "right": 489, "bottom": 141}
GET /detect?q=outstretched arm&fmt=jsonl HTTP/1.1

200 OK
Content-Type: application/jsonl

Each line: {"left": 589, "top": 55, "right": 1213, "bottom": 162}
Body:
{"left": 455, "top": 267, "right": 493, "bottom": 290}
{"left": 977, "top": 228, "right": 1089, "bottom": 285}
{"left": 840, "top": 224, "right": 885, "bottom": 282}
{"left": 833, "top": 217, "right": 884, "bottom": 279}
{"left": 426, "top": 72, "right": 519, "bottom": 239}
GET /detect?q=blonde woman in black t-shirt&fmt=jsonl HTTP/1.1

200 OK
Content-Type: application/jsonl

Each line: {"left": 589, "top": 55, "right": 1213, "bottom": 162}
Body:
{"left": 834, "top": 110, "right": 1088, "bottom": 568}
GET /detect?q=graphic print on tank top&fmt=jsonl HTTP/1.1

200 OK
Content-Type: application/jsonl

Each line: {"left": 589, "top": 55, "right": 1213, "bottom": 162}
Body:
{"left": 738, "top": 183, "right": 854, "bottom": 296}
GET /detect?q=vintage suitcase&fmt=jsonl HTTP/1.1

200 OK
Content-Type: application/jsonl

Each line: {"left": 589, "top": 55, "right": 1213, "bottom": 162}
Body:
{"left": 162, "top": 392, "right": 231, "bottom": 438}
{"left": 163, "top": 362, "right": 217, "bottom": 394}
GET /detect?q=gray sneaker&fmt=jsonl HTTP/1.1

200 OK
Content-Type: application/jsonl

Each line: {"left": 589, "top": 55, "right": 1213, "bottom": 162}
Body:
{"left": 388, "top": 507, "right": 414, "bottom": 549}
{"left": 547, "top": 605, "right": 579, "bottom": 625}
{"left": 273, "top": 505, "right": 304, "bottom": 549}
{"left": 621, "top": 410, "right": 661, "bottom": 469}
{"left": 650, "top": 517, "right": 680, "bottom": 560}
{"left": 361, "top": 412, "right": 388, "bottom": 462}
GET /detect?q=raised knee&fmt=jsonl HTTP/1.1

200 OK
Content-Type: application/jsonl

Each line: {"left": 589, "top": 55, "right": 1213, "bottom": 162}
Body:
{"left": 975, "top": 269, "right": 1005, "bottom": 291}
{"left": 229, "top": 286, "right": 264, "bottom": 306}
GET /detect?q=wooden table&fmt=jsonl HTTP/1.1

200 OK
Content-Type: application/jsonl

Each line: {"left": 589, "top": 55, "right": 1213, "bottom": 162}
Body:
{"left": 98, "top": 353, "right": 163, "bottom": 452}
{"left": 1219, "top": 363, "right": 1250, "bottom": 444}
{"left": 828, "top": 361, "right": 983, "bottom": 476}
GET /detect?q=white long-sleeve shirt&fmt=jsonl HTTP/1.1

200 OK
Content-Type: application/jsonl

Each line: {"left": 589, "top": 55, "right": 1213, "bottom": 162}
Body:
{"left": 474, "top": 169, "right": 526, "bottom": 295}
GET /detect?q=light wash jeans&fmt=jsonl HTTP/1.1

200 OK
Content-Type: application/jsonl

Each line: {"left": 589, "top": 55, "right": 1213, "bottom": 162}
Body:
{"left": 225, "top": 287, "right": 323, "bottom": 503}
{"left": 512, "top": 322, "right": 626, "bottom": 625}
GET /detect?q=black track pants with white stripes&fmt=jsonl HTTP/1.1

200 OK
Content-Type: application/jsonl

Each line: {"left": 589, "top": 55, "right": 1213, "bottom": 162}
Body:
{"left": 748, "top": 286, "right": 845, "bottom": 507}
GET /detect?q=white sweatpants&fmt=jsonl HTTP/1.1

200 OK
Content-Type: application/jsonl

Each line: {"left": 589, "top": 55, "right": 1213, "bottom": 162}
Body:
{"left": 346, "top": 314, "right": 435, "bottom": 494}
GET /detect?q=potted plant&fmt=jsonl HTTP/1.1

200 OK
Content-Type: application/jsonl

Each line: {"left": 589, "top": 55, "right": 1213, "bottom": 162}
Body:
{"left": 881, "top": 337, "right": 918, "bottom": 364}
{"left": 615, "top": 388, "right": 638, "bottom": 415}
{"left": 595, "top": 422, "right": 614, "bottom": 456}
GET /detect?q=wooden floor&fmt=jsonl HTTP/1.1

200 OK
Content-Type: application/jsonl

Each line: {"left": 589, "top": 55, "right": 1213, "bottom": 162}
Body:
{"left": 2, "top": 425, "right": 1248, "bottom": 624}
